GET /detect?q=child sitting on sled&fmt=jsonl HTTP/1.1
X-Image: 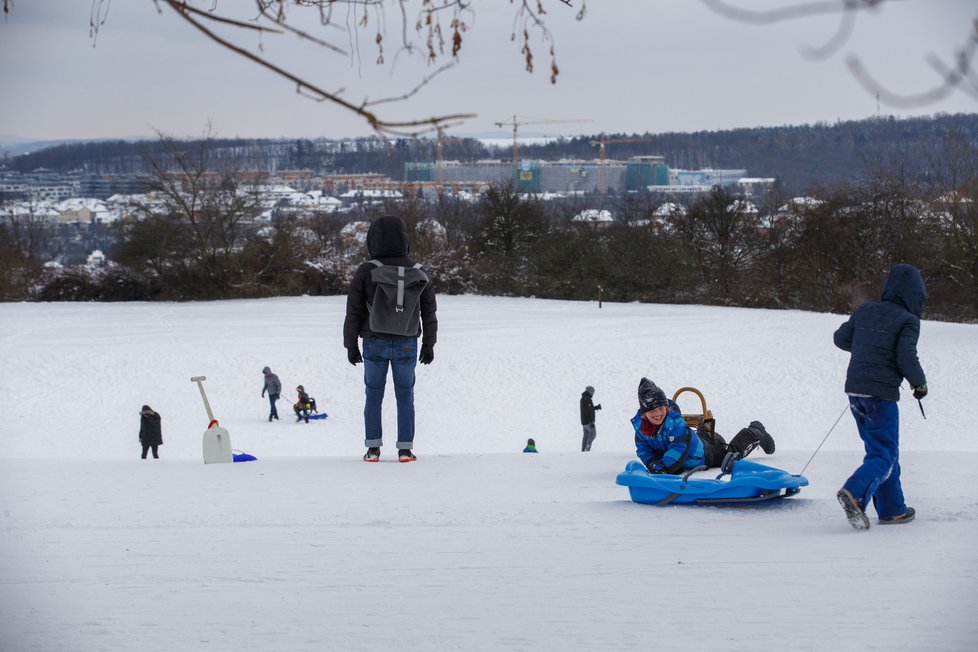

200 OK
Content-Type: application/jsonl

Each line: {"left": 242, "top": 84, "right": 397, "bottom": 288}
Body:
{"left": 293, "top": 385, "right": 318, "bottom": 423}
{"left": 631, "top": 377, "right": 776, "bottom": 474}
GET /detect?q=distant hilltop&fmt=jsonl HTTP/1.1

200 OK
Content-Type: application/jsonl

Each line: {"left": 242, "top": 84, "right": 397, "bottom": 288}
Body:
{"left": 4, "top": 113, "right": 977, "bottom": 192}
{"left": 0, "top": 136, "right": 153, "bottom": 159}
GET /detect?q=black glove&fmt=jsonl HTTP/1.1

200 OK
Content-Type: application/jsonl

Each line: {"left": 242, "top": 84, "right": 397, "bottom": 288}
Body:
{"left": 646, "top": 461, "right": 666, "bottom": 474}
{"left": 913, "top": 384, "right": 928, "bottom": 400}
{"left": 595, "top": 404, "right": 602, "bottom": 410}
{"left": 419, "top": 344, "right": 434, "bottom": 365}
{"left": 347, "top": 346, "right": 363, "bottom": 365}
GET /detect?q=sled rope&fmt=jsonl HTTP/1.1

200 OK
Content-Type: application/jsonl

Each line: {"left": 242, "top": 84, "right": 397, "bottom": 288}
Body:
{"left": 798, "top": 404, "right": 849, "bottom": 476}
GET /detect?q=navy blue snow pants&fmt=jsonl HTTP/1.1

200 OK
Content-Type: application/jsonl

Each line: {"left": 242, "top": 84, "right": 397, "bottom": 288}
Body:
{"left": 842, "top": 396, "right": 908, "bottom": 521}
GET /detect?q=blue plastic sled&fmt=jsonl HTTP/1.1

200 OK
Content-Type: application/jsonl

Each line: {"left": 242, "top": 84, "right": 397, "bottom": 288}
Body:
{"left": 616, "top": 458, "right": 808, "bottom": 506}
{"left": 307, "top": 412, "right": 328, "bottom": 421}
{"left": 232, "top": 450, "right": 257, "bottom": 462}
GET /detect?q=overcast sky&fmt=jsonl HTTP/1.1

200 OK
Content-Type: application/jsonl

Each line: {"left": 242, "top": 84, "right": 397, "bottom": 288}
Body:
{"left": 1, "top": 1, "right": 976, "bottom": 142}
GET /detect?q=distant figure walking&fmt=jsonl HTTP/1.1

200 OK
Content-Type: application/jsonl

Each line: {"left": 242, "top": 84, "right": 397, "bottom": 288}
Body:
{"left": 834, "top": 263, "right": 927, "bottom": 530}
{"left": 139, "top": 405, "right": 162, "bottom": 459}
{"left": 261, "top": 366, "right": 281, "bottom": 422}
{"left": 580, "top": 385, "right": 602, "bottom": 451}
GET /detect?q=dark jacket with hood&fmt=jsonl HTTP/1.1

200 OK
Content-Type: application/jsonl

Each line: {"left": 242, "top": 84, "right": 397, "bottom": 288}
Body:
{"left": 139, "top": 407, "right": 163, "bottom": 447}
{"left": 343, "top": 216, "right": 438, "bottom": 349}
{"left": 580, "top": 388, "right": 600, "bottom": 425}
{"left": 833, "top": 263, "right": 927, "bottom": 401}
{"left": 261, "top": 367, "right": 281, "bottom": 396}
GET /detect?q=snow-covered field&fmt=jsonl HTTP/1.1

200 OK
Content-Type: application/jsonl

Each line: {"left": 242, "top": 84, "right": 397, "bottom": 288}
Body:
{"left": 1, "top": 295, "right": 976, "bottom": 651}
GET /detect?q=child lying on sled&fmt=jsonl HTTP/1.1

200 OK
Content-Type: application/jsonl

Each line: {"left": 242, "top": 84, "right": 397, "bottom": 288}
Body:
{"left": 631, "top": 377, "right": 776, "bottom": 474}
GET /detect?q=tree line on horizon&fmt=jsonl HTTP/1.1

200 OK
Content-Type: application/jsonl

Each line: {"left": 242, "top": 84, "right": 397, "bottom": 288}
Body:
{"left": 2, "top": 121, "right": 977, "bottom": 322}
{"left": 8, "top": 113, "right": 978, "bottom": 194}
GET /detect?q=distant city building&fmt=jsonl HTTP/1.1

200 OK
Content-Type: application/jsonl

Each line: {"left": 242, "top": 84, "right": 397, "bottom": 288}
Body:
{"left": 403, "top": 157, "right": 765, "bottom": 195}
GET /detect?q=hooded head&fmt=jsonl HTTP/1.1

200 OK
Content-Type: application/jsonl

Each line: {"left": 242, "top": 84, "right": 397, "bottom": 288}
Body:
{"left": 262, "top": 366, "right": 271, "bottom": 375}
{"left": 367, "top": 216, "right": 410, "bottom": 258}
{"left": 141, "top": 405, "right": 152, "bottom": 414}
{"left": 637, "top": 377, "right": 669, "bottom": 413}
{"left": 585, "top": 386, "right": 595, "bottom": 397}
{"left": 527, "top": 438, "right": 535, "bottom": 447}
{"left": 881, "top": 263, "right": 927, "bottom": 318}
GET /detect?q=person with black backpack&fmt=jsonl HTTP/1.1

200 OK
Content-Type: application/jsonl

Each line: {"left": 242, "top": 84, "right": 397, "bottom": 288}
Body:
{"left": 343, "top": 215, "right": 438, "bottom": 463}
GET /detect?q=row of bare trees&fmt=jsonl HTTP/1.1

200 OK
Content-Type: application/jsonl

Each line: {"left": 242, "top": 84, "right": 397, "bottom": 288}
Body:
{"left": 3, "top": 136, "right": 977, "bottom": 320}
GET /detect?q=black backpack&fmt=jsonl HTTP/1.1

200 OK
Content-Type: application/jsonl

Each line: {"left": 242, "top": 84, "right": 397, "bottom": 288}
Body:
{"left": 367, "top": 260, "right": 429, "bottom": 337}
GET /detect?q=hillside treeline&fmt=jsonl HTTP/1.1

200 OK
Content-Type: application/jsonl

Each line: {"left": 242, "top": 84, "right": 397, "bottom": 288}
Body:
{"left": 9, "top": 114, "right": 978, "bottom": 192}
{"left": 3, "top": 133, "right": 977, "bottom": 322}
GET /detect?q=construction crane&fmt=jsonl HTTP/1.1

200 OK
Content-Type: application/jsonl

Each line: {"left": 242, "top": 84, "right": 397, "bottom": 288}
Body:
{"left": 588, "top": 133, "right": 654, "bottom": 193}
{"left": 494, "top": 115, "right": 592, "bottom": 173}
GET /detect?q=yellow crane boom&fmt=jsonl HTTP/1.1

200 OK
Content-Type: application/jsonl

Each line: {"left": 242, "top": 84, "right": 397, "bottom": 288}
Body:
{"left": 588, "top": 134, "right": 654, "bottom": 193}
{"left": 494, "top": 115, "right": 593, "bottom": 172}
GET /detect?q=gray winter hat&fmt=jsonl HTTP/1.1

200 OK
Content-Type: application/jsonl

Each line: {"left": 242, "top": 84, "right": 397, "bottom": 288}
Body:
{"left": 585, "top": 386, "right": 595, "bottom": 396}
{"left": 638, "top": 378, "right": 668, "bottom": 412}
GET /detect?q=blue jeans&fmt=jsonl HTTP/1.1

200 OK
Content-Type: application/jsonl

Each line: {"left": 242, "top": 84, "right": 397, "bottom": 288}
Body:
{"left": 362, "top": 338, "right": 417, "bottom": 450}
{"left": 842, "top": 396, "right": 907, "bottom": 520}
{"left": 267, "top": 393, "right": 279, "bottom": 419}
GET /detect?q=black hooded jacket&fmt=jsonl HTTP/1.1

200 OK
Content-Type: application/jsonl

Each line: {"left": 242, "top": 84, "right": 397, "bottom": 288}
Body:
{"left": 343, "top": 216, "right": 438, "bottom": 348}
{"left": 139, "top": 409, "right": 163, "bottom": 447}
{"left": 833, "top": 263, "right": 927, "bottom": 401}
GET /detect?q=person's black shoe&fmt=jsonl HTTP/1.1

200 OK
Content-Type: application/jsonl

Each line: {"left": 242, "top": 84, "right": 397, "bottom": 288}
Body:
{"left": 748, "top": 421, "right": 776, "bottom": 454}
{"left": 879, "top": 507, "right": 916, "bottom": 525}
{"left": 398, "top": 449, "right": 417, "bottom": 463}
{"left": 837, "top": 488, "right": 870, "bottom": 530}
{"left": 363, "top": 447, "right": 381, "bottom": 462}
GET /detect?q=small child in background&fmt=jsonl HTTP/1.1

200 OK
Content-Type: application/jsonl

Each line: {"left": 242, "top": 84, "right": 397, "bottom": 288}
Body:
{"left": 523, "top": 438, "right": 538, "bottom": 453}
{"left": 293, "top": 385, "right": 317, "bottom": 423}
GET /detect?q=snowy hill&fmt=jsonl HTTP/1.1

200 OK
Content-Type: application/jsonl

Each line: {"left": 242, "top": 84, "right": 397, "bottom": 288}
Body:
{"left": 1, "top": 296, "right": 976, "bottom": 651}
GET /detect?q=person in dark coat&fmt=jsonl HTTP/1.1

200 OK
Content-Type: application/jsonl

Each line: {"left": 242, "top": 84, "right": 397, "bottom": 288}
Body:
{"left": 343, "top": 215, "right": 438, "bottom": 463}
{"left": 834, "top": 263, "right": 927, "bottom": 530}
{"left": 138, "top": 405, "right": 162, "bottom": 459}
{"left": 261, "top": 366, "right": 282, "bottom": 422}
{"left": 580, "top": 386, "right": 602, "bottom": 451}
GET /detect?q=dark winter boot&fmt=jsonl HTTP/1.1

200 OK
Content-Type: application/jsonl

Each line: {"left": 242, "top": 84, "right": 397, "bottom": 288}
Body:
{"left": 747, "top": 421, "right": 776, "bottom": 454}
{"left": 728, "top": 429, "right": 760, "bottom": 458}
{"left": 837, "top": 488, "right": 870, "bottom": 530}
{"left": 363, "top": 447, "right": 381, "bottom": 462}
{"left": 878, "top": 507, "right": 916, "bottom": 525}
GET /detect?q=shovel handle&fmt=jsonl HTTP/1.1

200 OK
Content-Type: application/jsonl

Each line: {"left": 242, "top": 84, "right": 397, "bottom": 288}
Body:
{"left": 191, "top": 376, "right": 215, "bottom": 422}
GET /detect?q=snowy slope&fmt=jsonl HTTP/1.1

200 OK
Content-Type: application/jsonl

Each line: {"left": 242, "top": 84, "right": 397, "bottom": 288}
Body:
{"left": 1, "top": 296, "right": 977, "bottom": 651}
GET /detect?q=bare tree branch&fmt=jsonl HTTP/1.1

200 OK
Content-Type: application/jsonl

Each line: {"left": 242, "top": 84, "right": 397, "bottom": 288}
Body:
{"left": 157, "top": 0, "right": 475, "bottom": 135}
{"left": 701, "top": 0, "right": 978, "bottom": 109}
{"left": 80, "top": 1, "right": 581, "bottom": 136}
